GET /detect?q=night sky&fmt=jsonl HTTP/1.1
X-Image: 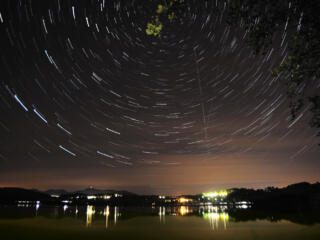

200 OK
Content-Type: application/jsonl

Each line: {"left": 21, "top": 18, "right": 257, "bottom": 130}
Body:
{"left": 0, "top": 0, "right": 319, "bottom": 195}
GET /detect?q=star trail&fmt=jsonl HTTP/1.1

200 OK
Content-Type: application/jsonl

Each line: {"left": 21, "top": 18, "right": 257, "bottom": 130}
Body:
{"left": 0, "top": 0, "right": 319, "bottom": 194}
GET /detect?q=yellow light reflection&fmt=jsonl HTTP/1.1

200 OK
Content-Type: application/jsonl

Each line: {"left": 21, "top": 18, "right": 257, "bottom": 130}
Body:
{"left": 203, "top": 212, "right": 229, "bottom": 230}
{"left": 159, "top": 206, "right": 166, "bottom": 223}
{"left": 86, "top": 205, "right": 95, "bottom": 227}
{"left": 104, "top": 206, "right": 110, "bottom": 229}
{"left": 179, "top": 206, "right": 189, "bottom": 216}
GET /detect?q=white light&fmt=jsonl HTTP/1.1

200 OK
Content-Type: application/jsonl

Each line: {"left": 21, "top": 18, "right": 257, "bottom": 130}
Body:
{"left": 57, "top": 123, "right": 72, "bottom": 135}
{"left": 59, "top": 145, "right": 76, "bottom": 156}
{"left": 33, "top": 108, "right": 48, "bottom": 124}
{"left": 14, "top": 94, "right": 28, "bottom": 111}
{"left": 87, "top": 195, "right": 97, "bottom": 200}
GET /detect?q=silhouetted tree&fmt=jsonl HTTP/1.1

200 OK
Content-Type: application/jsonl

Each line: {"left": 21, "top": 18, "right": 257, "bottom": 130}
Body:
{"left": 227, "top": 0, "right": 320, "bottom": 135}
{"left": 146, "top": 0, "right": 320, "bottom": 135}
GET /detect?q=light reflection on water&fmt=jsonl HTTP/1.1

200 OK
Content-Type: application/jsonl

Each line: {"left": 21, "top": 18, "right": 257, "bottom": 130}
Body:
{"left": 104, "top": 206, "right": 110, "bottom": 229}
{"left": 82, "top": 205, "right": 231, "bottom": 230}
{"left": 1, "top": 205, "right": 320, "bottom": 240}
{"left": 159, "top": 206, "right": 165, "bottom": 224}
{"left": 86, "top": 205, "right": 94, "bottom": 227}
{"left": 114, "top": 206, "right": 119, "bottom": 225}
{"left": 84, "top": 205, "right": 121, "bottom": 228}
{"left": 37, "top": 203, "right": 319, "bottom": 231}
{"left": 1, "top": 204, "right": 320, "bottom": 230}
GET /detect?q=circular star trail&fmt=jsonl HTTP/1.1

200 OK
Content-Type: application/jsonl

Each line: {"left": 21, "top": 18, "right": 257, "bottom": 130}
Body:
{"left": 0, "top": 0, "right": 319, "bottom": 193}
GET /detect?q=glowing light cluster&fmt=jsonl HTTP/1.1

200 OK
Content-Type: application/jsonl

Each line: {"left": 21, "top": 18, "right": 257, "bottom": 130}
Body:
{"left": 179, "top": 206, "right": 189, "bottom": 216}
{"left": 178, "top": 197, "right": 191, "bottom": 203}
{"left": 87, "top": 195, "right": 97, "bottom": 200}
{"left": 202, "top": 190, "right": 228, "bottom": 198}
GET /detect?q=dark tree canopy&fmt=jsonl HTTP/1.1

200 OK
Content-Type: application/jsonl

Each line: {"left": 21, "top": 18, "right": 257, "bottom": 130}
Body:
{"left": 227, "top": 0, "right": 320, "bottom": 135}
{"left": 146, "top": 0, "right": 320, "bottom": 136}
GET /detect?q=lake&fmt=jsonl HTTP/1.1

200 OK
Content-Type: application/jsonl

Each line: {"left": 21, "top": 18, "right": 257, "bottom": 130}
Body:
{"left": 0, "top": 205, "right": 320, "bottom": 240}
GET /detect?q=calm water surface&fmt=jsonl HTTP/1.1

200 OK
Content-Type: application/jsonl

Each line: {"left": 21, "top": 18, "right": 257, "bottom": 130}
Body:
{"left": 1, "top": 205, "right": 320, "bottom": 240}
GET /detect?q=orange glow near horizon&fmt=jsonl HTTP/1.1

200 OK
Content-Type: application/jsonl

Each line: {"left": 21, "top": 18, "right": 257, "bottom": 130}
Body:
{"left": 179, "top": 206, "right": 189, "bottom": 216}
{"left": 178, "top": 197, "right": 190, "bottom": 203}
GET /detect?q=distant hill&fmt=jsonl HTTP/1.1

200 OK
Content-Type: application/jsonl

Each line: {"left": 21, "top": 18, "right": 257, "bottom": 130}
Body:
{"left": 72, "top": 187, "right": 135, "bottom": 196}
{"left": 45, "top": 189, "right": 69, "bottom": 196}
{"left": 0, "top": 187, "right": 136, "bottom": 204}
{"left": 43, "top": 187, "right": 136, "bottom": 197}
{"left": 0, "top": 188, "right": 51, "bottom": 202}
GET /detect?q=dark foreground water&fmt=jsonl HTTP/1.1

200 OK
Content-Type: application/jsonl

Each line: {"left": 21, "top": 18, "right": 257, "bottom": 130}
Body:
{"left": 1, "top": 205, "right": 320, "bottom": 240}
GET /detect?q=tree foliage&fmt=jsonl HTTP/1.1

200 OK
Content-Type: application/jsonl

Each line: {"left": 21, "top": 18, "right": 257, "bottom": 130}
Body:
{"left": 145, "top": 0, "right": 320, "bottom": 135}
{"left": 227, "top": 0, "right": 320, "bottom": 135}
{"left": 146, "top": 0, "right": 185, "bottom": 37}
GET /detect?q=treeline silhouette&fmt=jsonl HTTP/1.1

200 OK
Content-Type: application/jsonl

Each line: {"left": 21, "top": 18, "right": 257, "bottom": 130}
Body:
{"left": 226, "top": 182, "right": 320, "bottom": 210}
{"left": 1, "top": 182, "right": 319, "bottom": 210}
{"left": 0, "top": 188, "right": 50, "bottom": 203}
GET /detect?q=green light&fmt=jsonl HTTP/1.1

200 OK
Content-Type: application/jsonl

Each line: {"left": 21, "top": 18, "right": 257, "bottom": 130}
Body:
{"left": 202, "top": 190, "right": 228, "bottom": 198}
